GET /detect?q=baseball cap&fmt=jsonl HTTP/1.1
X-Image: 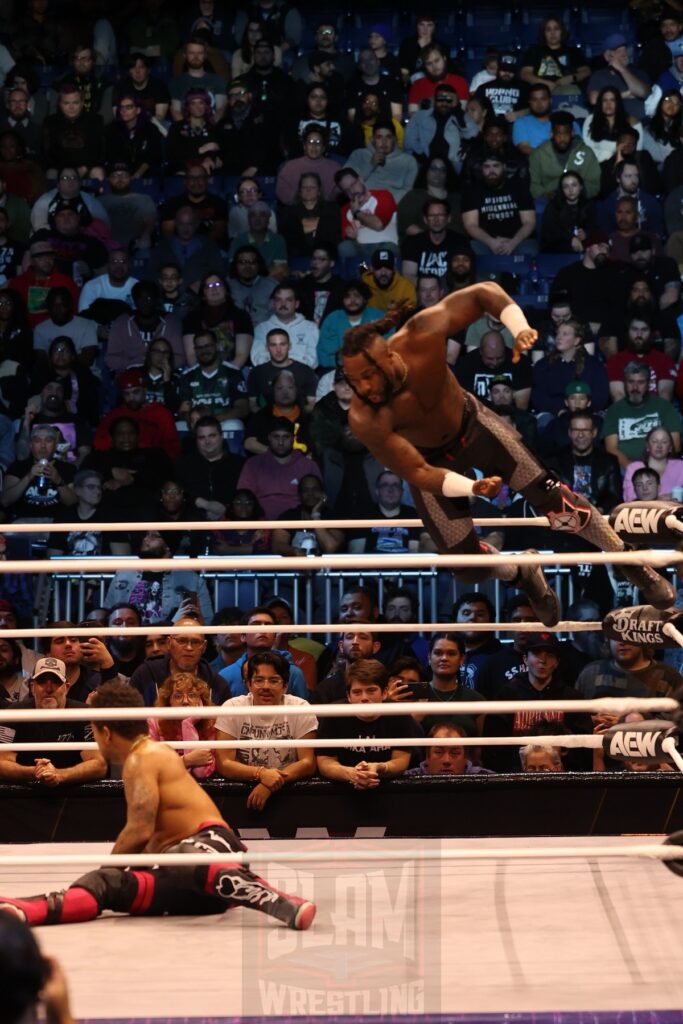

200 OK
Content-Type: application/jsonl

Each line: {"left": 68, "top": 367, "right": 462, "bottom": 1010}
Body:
{"left": 489, "top": 373, "right": 512, "bottom": 388}
{"left": 500, "top": 52, "right": 517, "bottom": 67}
{"left": 108, "top": 160, "right": 133, "bottom": 174}
{"left": 629, "top": 232, "right": 654, "bottom": 253}
{"left": 268, "top": 415, "right": 295, "bottom": 434}
{"left": 604, "top": 32, "right": 627, "bottom": 50}
{"left": 29, "top": 237, "right": 56, "bottom": 255}
{"left": 526, "top": 632, "right": 560, "bottom": 653}
{"left": 32, "top": 656, "right": 67, "bottom": 684}
{"left": 371, "top": 249, "right": 395, "bottom": 269}
{"left": 118, "top": 368, "right": 146, "bottom": 390}
{"left": 584, "top": 230, "right": 611, "bottom": 248}
{"left": 369, "top": 22, "right": 391, "bottom": 39}
{"left": 667, "top": 38, "right": 683, "bottom": 56}
{"left": 333, "top": 368, "right": 347, "bottom": 382}
{"left": 564, "top": 380, "right": 592, "bottom": 397}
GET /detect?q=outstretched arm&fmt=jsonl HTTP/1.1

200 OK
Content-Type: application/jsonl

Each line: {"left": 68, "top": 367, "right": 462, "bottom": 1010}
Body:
{"left": 349, "top": 406, "right": 501, "bottom": 497}
{"left": 406, "top": 282, "right": 537, "bottom": 362}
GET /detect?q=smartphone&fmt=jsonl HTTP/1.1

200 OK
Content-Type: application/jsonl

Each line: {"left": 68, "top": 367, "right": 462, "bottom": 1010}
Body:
{"left": 405, "top": 681, "right": 431, "bottom": 700}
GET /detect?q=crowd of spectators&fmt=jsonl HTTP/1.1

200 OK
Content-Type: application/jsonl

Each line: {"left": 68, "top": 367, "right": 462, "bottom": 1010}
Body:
{"left": 0, "top": 1, "right": 682, "bottom": 790}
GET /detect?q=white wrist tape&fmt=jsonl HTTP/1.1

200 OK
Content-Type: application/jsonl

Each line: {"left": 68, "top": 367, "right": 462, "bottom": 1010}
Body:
{"left": 499, "top": 302, "right": 530, "bottom": 338}
{"left": 441, "top": 472, "right": 475, "bottom": 498}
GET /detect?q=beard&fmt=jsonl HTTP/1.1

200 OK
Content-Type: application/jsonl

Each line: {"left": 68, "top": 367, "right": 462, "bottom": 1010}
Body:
{"left": 593, "top": 252, "right": 608, "bottom": 268}
{"left": 0, "top": 662, "right": 18, "bottom": 680}
{"left": 110, "top": 636, "right": 142, "bottom": 659}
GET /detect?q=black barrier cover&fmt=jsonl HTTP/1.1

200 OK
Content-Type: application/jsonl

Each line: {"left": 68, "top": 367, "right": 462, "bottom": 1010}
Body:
{"left": 1, "top": 775, "right": 683, "bottom": 842}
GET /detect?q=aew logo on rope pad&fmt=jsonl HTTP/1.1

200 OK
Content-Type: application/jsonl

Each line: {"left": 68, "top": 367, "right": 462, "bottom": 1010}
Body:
{"left": 603, "top": 720, "right": 678, "bottom": 764}
{"left": 610, "top": 502, "right": 683, "bottom": 544}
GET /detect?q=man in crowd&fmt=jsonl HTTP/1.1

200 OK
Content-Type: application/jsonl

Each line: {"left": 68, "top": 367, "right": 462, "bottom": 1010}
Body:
{"left": 251, "top": 284, "right": 319, "bottom": 368}
{"left": 401, "top": 200, "right": 467, "bottom": 283}
{"left": 317, "top": 659, "right": 412, "bottom": 787}
{"left": 218, "top": 607, "right": 309, "bottom": 699}
{"left": 175, "top": 415, "right": 244, "bottom": 521}
{"left": 549, "top": 412, "right": 623, "bottom": 513}
{"left": 178, "top": 330, "right": 249, "bottom": 424}
{"left": 247, "top": 328, "right": 318, "bottom": 414}
{"left": 214, "top": 651, "right": 317, "bottom": 810}
{"left": 362, "top": 249, "right": 416, "bottom": 312}
{"left": 0, "top": 657, "right": 107, "bottom": 785}
{"left": 237, "top": 417, "right": 321, "bottom": 519}
{"left": 406, "top": 723, "right": 495, "bottom": 776}
{"left": 454, "top": 329, "right": 532, "bottom": 409}
{"left": 461, "top": 152, "right": 537, "bottom": 255}
{"left": 529, "top": 110, "right": 600, "bottom": 199}
{"left": 603, "top": 362, "right": 681, "bottom": 469}
{"left": 129, "top": 616, "right": 229, "bottom": 706}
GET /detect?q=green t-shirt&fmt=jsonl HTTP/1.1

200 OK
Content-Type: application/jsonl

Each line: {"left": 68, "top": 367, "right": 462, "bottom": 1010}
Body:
{"left": 602, "top": 395, "right": 681, "bottom": 462}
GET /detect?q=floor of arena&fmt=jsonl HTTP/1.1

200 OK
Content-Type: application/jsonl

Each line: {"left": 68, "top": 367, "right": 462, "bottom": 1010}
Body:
{"left": 3, "top": 837, "right": 683, "bottom": 1022}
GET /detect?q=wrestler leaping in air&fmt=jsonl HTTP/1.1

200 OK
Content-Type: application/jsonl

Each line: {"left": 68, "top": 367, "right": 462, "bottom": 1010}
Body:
{"left": 0, "top": 682, "right": 316, "bottom": 930}
{"left": 340, "top": 282, "right": 674, "bottom": 626}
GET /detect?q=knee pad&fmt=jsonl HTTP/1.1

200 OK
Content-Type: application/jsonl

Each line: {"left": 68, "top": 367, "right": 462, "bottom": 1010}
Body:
{"left": 527, "top": 477, "right": 593, "bottom": 534}
{"left": 76, "top": 868, "right": 140, "bottom": 914}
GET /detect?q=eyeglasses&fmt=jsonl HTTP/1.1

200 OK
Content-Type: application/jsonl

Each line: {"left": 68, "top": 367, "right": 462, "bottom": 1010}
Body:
{"left": 238, "top": 187, "right": 259, "bottom": 196}
{"left": 170, "top": 637, "right": 204, "bottom": 648}
{"left": 305, "top": 138, "right": 324, "bottom": 145}
{"left": 52, "top": 345, "right": 71, "bottom": 353}
{"left": 204, "top": 281, "right": 224, "bottom": 289}
{"left": 118, "top": 103, "right": 136, "bottom": 110}
{"left": 59, "top": 174, "right": 78, "bottom": 182}
{"left": 229, "top": 89, "right": 248, "bottom": 98}
{"left": 251, "top": 675, "right": 284, "bottom": 686}
{"left": 110, "top": 256, "right": 128, "bottom": 263}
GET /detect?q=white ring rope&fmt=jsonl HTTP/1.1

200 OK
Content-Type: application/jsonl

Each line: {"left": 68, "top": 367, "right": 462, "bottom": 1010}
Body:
{"left": 0, "top": 734, "right": 610, "bottom": 752}
{"left": 0, "top": 844, "right": 682, "bottom": 867}
{"left": 0, "top": 697, "right": 676, "bottom": 722}
{"left": 0, "top": 516, "right": 572, "bottom": 533}
{"left": 0, "top": 621, "right": 604, "bottom": 638}
{"left": 0, "top": 550, "right": 679, "bottom": 574}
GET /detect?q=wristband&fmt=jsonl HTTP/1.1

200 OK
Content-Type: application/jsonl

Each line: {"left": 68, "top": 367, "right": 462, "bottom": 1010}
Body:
{"left": 254, "top": 766, "right": 263, "bottom": 783}
{"left": 499, "top": 302, "right": 531, "bottom": 337}
{"left": 441, "top": 471, "right": 475, "bottom": 499}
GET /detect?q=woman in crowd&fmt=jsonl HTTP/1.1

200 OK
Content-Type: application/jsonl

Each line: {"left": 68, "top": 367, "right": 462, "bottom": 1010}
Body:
{"left": 582, "top": 86, "right": 643, "bottom": 163}
{"left": 166, "top": 88, "right": 222, "bottom": 175}
{"left": 519, "top": 17, "right": 591, "bottom": 106}
{"left": 279, "top": 172, "right": 341, "bottom": 258}
{"left": 182, "top": 272, "right": 254, "bottom": 368}
{"left": 232, "top": 20, "right": 282, "bottom": 77}
{"left": 623, "top": 427, "right": 683, "bottom": 501}
{"left": 29, "top": 335, "right": 100, "bottom": 427}
{"left": 140, "top": 337, "right": 181, "bottom": 412}
{"left": 642, "top": 89, "right": 683, "bottom": 166}
{"left": 397, "top": 155, "right": 462, "bottom": 236}
{"left": 149, "top": 672, "right": 216, "bottom": 778}
{"left": 104, "top": 93, "right": 163, "bottom": 178}
{"left": 211, "top": 488, "right": 271, "bottom": 555}
{"left": 540, "top": 170, "right": 598, "bottom": 252}
{"left": 531, "top": 319, "right": 609, "bottom": 418}
{"left": 276, "top": 125, "right": 340, "bottom": 206}
{"left": 398, "top": 14, "right": 441, "bottom": 85}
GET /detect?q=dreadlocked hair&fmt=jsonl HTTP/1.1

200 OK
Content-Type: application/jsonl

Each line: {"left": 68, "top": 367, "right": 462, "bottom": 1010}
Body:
{"left": 341, "top": 300, "right": 416, "bottom": 357}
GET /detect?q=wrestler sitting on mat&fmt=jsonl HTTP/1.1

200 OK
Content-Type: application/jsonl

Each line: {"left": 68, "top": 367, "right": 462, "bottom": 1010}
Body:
{"left": 0, "top": 682, "right": 316, "bottom": 930}
{"left": 341, "top": 282, "right": 674, "bottom": 626}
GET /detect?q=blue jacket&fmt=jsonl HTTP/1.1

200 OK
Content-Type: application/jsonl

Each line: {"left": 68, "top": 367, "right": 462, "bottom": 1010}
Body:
{"left": 219, "top": 650, "right": 308, "bottom": 698}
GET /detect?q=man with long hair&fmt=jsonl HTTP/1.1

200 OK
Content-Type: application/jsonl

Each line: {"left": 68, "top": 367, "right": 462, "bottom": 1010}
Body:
{"left": 340, "top": 282, "right": 674, "bottom": 625}
{"left": 0, "top": 681, "right": 316, "bottom": 930}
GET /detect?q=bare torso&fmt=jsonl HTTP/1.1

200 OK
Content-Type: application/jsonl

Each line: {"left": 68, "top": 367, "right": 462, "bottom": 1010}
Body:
{"left": 343, "top": 284, "right": 536, "bottom": 496}
{"left": 125, "top": 740, "right": 227, "bottom": 853}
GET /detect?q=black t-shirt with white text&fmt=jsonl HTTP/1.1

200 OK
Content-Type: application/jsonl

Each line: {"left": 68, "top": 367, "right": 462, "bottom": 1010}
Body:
{"left": 461, "top": 179, "right": 534, "bottom": 238}
{"left": 317, "top": 707, "right": 414, "bottom": 766}
{"left": 401, "top": 230, "right": 468, "bottom": 278}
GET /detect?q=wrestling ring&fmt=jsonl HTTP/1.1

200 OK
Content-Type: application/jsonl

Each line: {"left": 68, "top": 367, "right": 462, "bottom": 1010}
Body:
{"left": 2, "top": 514, "right": 683, "bottom": 1022}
